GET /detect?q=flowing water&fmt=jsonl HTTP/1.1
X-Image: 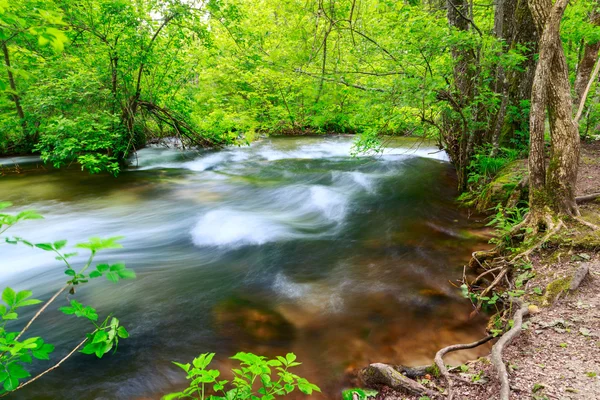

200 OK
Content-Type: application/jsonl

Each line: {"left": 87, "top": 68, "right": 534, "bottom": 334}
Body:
{"left": 0, "top": 136, "right": 490, "bottom": 399}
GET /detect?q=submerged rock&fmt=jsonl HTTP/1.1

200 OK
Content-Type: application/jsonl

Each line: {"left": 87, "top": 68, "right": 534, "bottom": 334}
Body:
{"left": 213, "top": 297, "right": 294, "bottom": 342}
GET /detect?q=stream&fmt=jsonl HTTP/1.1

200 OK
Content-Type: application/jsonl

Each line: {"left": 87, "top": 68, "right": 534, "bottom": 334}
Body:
{"left": 0, "top": 136, "right": 490, "bottom": 399}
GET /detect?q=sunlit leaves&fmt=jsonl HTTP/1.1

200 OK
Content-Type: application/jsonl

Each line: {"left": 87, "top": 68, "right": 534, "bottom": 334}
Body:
{"left": 166, "top": 351, "right": 320, "bottom": 399}
{"left": 80, "top": 317, "right": 129, "bottom": 359}
{"left": 59, "top": 300, "right": 98, "bottom": 321}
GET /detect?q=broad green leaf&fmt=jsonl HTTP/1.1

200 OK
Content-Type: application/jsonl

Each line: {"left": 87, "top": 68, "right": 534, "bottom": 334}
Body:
{"left": 2, "top": 287, "right": 16, "bottom": 306}
{"left": 35, "top": 243, "right": 54, "bottom": 251}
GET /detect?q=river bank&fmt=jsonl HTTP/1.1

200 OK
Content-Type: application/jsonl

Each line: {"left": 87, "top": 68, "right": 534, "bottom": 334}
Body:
{"left": 357, "top": 141, "right": 600, "bottom": 400}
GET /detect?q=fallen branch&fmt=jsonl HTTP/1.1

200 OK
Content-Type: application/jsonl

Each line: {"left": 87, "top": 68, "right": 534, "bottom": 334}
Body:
{"left": 490, "top": 299, "right": 529, "bottom": 400}
{"left": 575, "top": 192, "right": 600, "bottom": 204}
{"left": 569, "top": 263, "right": 591, "bottom": 292}
{"left": 434, "top": 335, "right": 495, "bottom": 400}
{"left": 359, "top": 363, "right": 438, "bottom": 398}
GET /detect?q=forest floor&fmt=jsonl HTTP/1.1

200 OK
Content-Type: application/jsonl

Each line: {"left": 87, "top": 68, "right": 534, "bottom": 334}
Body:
{"left": 372, "top": 141, "right": 600, "bottom": 400}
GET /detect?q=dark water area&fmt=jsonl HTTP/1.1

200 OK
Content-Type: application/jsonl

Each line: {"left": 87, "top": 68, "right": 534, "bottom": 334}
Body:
{"left": 0, "top": 137, "right": 491, "bottom": 399}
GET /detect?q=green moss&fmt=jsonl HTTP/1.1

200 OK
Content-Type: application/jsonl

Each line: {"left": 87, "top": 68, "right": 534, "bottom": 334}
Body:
{"left": 460, "top": 160, "right": 528, "bottom": 212}
{"left": 426, "top": 364, "right": 440, "bottom": 378}
{"left": 542, "top": 277, "right": 571, "bottom": 306}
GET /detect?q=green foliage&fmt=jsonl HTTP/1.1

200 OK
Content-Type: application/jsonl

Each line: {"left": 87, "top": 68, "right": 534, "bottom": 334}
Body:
{"left": 0, "top": 202, "right": 133, "bottom": 395}
{"left": 342, "top": 388, "right": 378, "bottom": 400}
{"left": 467, "top": 146, "right": 522, "bottom": 188}
{"left": 486, "top": 203, "right": 529, "bottom": 246}
{"left": 165, "top": 352, "right": 320, "bottom": 400}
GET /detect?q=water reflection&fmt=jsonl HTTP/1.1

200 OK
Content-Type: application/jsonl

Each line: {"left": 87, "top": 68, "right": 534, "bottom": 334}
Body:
{"left": 0, "top": 137, "right": 489, "bottom": 399}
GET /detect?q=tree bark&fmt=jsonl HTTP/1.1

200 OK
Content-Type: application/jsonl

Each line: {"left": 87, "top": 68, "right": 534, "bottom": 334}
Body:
{"left": 528, "top": 0, "right": 580, "bottom": 218}
{"left": 574, "top": 6, "right": 600, "bottom": 106}
{"left": 446, "top": 0, "right": 478, "bottom": 191}
{"left": 491, "top": 0, "right": 538, "bottom": 152}
{"left": 2, "top": 41, "right": 27, "bottom": 136}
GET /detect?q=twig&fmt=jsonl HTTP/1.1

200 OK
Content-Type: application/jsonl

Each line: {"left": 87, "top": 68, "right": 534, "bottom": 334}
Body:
{"left": 471, "top": 266, "right": 503, "bottom": 286}
{"left": 13, "top": 285, "right": 69, "bottom": 343}
{"left": 434, "top": 335, "right": 495, "bottom": 400}
{"left": 490, "top": 299, "right": 529, "bottom": 400}
{"left": 0, "top": 334, "right": 92, "bottom": 397}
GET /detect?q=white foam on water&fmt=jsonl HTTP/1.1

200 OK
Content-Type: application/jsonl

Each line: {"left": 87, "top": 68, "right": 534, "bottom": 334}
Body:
{"left": 272, "top": 272, "right": 346, "bottom": 313}
{"left": 190, "top": 209, "right": 294, "bottom": 248}
{"left": 273, "top": 273, "right": 311, "bottom": 298}
{"left": 309, "top": 186, "right": 347, "bottom": 222}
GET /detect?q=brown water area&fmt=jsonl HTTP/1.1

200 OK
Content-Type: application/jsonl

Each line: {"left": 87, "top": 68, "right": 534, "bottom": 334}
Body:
{"left": 0, "top": 137, "right": 491, "bottom": 399}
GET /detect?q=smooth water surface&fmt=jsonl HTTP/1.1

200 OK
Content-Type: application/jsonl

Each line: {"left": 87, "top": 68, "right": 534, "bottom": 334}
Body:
{"left": 0, "top": 137, "right": 489, "bottom": 399}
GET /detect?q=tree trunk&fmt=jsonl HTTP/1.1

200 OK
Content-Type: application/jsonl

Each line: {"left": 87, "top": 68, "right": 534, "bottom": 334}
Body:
{"left": 2, "top": 42, "right": 27, "bottom": 136}
{"left": 528, "top": 0, "right": 580, "bottom": 218}
{"left": 574, "top": 6, "right": 600, "bottom": 107}
{"left": 446, "top": 0, "right": 477, "bottom": 191}
{"left": 491, "top": 0, "right": 538, "bottom": 152}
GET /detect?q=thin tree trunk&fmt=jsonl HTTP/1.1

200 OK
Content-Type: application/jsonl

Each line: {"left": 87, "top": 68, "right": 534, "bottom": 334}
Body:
{"left": 574, "top": 5, "right": 600, "bottom": 106}
{"left": 2, "top": 42, "right": 27, "bottom": 136}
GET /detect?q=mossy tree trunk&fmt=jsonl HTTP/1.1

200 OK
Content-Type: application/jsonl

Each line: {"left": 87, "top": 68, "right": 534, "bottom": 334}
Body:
{"left": 528, "top": 0, "right": 580, "bottom": 221}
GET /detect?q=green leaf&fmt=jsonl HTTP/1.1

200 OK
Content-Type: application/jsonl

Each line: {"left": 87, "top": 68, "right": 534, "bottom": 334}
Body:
{"left": 92, "top": 331, "right": 108, "bottom": 344}
{"left": 89, "top": 271, "right": 102, "bottom": 279}
{"left": 64, "top": 269, "right": 76, "bottom": 276}
{"left": 117, "top": 326, "right": 129, "bottom": 339}
{"left": 285, "top": 353, "right": 296, "bottom": 364}
{"left": 35, "top": 243, "right": 54, "bottom": 251}
{"left": 8, "top": 363, "right": 30, "bottom": 379}
{"left": 109, "top": 263, "right": 126, "bottom": 272}
{"left": 3, "top": 376, "right": 19, "bottom": 392}
{"left": 0, "top": 201, "right": 12, "bottom": 210}
{"left": 2, "top": 313, "right": 17, "bottom": 320}
{"left": 2, "top": 287, "right": 16, "bottom": 306}
{"left": 172, "top": 362, "right": 191, "bottom": 373}
{"left": 53, "top": 240, "right": 67, "bottom": 250}
{"left": 117, "top": 269, "right": 136, "bottom": 280}
{"left": 106, "top": 271, "right": 119, "bottom": 283}
{"left": 15, "top": 290, "right": 33, "bottom": 304}
{"left": 96, "top": 264, "right": 110, "bottom": 272}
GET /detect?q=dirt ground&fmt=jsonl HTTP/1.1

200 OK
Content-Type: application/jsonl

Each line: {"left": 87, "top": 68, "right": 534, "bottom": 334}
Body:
{"left": 365, "top": 141, "right": 600, "bottom": 400}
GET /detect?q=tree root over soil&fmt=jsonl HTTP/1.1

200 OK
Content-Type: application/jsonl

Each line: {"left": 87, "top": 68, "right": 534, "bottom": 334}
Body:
{"left": 434, "top": 335, "right": 495, "bottom": 400}
{"left": 490, "top": 299, "right": 529, "bottom": 400}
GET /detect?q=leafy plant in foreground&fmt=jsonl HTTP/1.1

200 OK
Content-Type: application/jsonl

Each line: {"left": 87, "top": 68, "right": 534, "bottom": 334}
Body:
{"left": 0, "top": 201, "right": 134, "bottom": 395}
{"left": 165, "top": 352, "right": 320, "bottom": 400}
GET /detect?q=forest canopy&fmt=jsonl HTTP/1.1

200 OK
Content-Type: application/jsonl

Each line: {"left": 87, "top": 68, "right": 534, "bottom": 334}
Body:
{"left": 1, "top": 0, "right": 599, "bottom": 181}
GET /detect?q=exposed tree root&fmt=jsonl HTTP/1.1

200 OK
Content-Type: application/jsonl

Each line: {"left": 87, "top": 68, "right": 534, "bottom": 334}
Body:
{"left": 470, "top": 266, "right": 503, "bottom": 286}
{"left": 434, "top": 335, "right": 495, "bottom": 400}
{"left": 575, "top": 192, "right": 600, "bottom": 204}
{"left": 359, "top": 363, "right": 439, "bottom": 398}
{"left": 511, "top": 216, "right": 564, "bottom": 262}
{"left": 490, "top": 298, "right": 529, "bottom": 400}
{"left": 573, "top": 215, "right": 600, "bottom": 231}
